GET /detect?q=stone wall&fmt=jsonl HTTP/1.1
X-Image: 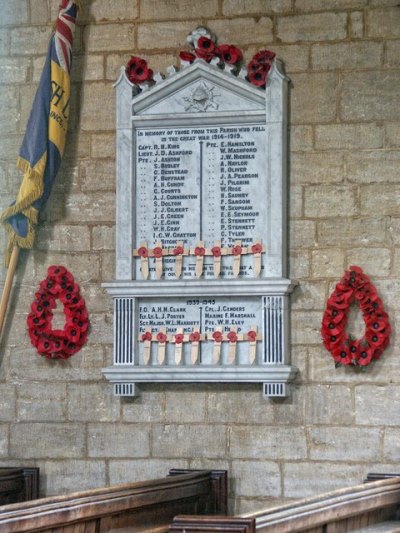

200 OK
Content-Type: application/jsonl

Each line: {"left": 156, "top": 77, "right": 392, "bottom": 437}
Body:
{"left": 1, "top": 0, "right": 400, "bottom": 513}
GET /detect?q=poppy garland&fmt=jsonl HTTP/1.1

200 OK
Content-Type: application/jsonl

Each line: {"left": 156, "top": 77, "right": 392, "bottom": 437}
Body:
{"left": 27, "top": 266, "right": 90, "bottom": 360}
{"left": 321, "top": 266, "right": 391, "bottom": 368}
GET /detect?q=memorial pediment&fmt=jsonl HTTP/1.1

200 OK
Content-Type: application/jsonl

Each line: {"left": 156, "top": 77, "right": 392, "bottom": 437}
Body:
{"left": 124, "top": 60, "right": 268, "bottom": 115}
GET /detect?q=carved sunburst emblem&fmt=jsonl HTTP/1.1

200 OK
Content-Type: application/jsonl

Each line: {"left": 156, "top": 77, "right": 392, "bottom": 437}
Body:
{"left": 183, "top": 82, "right": 219, "bottom": 112}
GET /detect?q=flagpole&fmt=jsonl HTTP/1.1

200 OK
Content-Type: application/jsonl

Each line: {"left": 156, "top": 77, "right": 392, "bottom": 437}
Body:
{"left": 0, "top": 245, "right": 20, "bottom": 338}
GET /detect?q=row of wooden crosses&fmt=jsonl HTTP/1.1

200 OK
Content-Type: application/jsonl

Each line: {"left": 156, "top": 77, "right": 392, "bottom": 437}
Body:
{"left": 138, "top": 325, "right": 261, "bottom": 365}
{"left": 133, "top": 239, "right": 265, "bottom": 279}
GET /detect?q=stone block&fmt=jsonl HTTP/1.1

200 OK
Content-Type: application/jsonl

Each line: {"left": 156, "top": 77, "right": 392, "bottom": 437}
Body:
{"left": 291, "top": 73, "right": 337, "bottom": 124}
{"left": 81, "top": 82, "right": 115, "bottom": 131}
{"left": 386, "top": 41, "right": 400, "bottom": 67}
{"left": 347, "top": 151, "right": 400, "bottom": 183}
{"left": 360, "top": 184, "right": 400, "bottom": 216}
{"left": 100, "top": 252, "right": 115, "bottom": 281}
{"left": 367, "top": 7, "right": 400, "bottom": 38}
{"left": 289, "top": 185, "right": 303, "bottom": 219}
{"left": 349, "top": 11, "right": 364, "bottom": 39}
{"left": 230, "top": 426, "right": 307, "bottom": 460}
{"left": 0, "top": 384, "right": 16, "bottom": 422}
{"left": 87, "top": 313, "right": 113, "bottom": 344}
{"left": 91, "top": 133, "right": 116, "bottom": 158}
{"left": 305, "top": 185, "right": 357, "bottom": 218}
{"left": 30, "top": 0, "right": 48, "bottom": 23}
{"left": 36, "top": 225, "right": 91, "bottom": 252}
{"left": 46, "top": 192, "right": 115, "bottom": 223}
{"left": 9, "top": 345, "right": 106, "bottom": 383}
{"left": 38, "top": 460, "right": 106, "bottom": 496}
{"left": 295, "top": 0, "right": 366, "bottom": 10}
{"left": 315, "top": 123, "right": 384, "bottom": 150}
{"left": 291, "top": 310, "right": 323, "bottom": 345}
{"left": 223, "top": 0, "right": 291, "bottom": 15}
{"left": 311, "top": 249, "right": 345, "bottom": 278}
{"left": 67, "top": 383, "right": 120, "bottom": 422}
{"left": 92, "top": 225, "right": 115, "bottom": 251}
{"left": 291, "top": 152, "right": 344, "bottom": 185}
{"left": 283, "top": 463, "right": 365, "bottom": 498}
{"left": 17, "top": 383, "right": 67, "bottom": 422}
{"left": 341, "top": 71, "right": 400, "bottom": 121}
{"left": 289, "top": 250, "right": 311, "bottom": 279}
{"left": 383, "top": 428, "right": 400, "bottom": 461}
{"left": 0, "top": 85, "right": 18, "bottom": 134}
{"left": 310, "top": 426, "right": 382, "bottom": 462}
{"left": 88, "top": 424, "right": 150, "bottom": 457}
{"left": 273, "top": 385, "right": 307, "bottom": 426}
{"left": 141, "top": 0, "right": 218, "bottom": 19}
{"left": 232, "top": 460, "right": 281, "bottom": 497}
{"left": 2, "top": 1, "right": 29, "bottom": 25}
{"left": 123, "top": 389, "right": 165, "bottom": 423}
{"left": 317, "top": 217, "right": 386, "bottom": 246}
{"left": 10, "top": 26, "right": 50, "bottom": 55}
{"left": 83, "top": 24, "right": 134, "bottom": 53}
{"left": 311, "top": 42, "right": 382, "bottom": 70}
{"left": 138, "top": 21, "right": 194, "bottom": 50}
{"left": 290, "top": 125, "right": 313, "bottom": 152}
{"left": 33, "top": 252, "right": 101, "bottom": 283}
{"left": 81, "top": 160, "right": 115, "bottom": 191}
{"left": 152, "top": 424, "right": 227, "bottom": 458}
{"left": 277, "top": 12, "right": 347, "bottom": 42}
{"left": 356, "top": 386, "right": 400, "bottom": 425}
{"left": 165, "top": 388, "right": 206, "bottom": 423}
{"left": 290, "top": 220, "right": 316, "bottom": 249}
{"left": 81, "top": 0, "right": 137, "bottom": 22}
{"left": 71, "top": 55, "right": 105, "bottom": 82}
{"left": 346, "top": 247, "right": 391, "bottom": 277}
{"left": 10, "top": 423, "right": 85, "bottom": 458}
{"left": 306, "top": 385, "right": 353, "bottom": 425}
{"left": 386, "top": 123, "right": 400, "bottom": 147}
{"left": 0, "top": 57, "right": 30, "bottom": 84}
{"left": 291, "top": 281, "right": 326, "bottom": 311}
{"left": 0, "top": 134, "right": 23, "bottom": 161}
{"left": 109, "top": 458, "right": 188, "bottom": 485}
{"left": 0, "top": 426, "right": 9, "bottom": 458}
{"left": 207, "top": 18, "right": 273, "bottom": 46}
{"left": 247, "top": 44, "right": 310, "bottom": 74}
{"left": 207, "top": 386, "right": 274, "bottom": 424}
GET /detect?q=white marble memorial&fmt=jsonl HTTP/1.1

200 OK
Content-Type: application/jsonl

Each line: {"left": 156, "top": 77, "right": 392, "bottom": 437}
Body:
{"left": 103, "top": 39, "right": 298, "bottom": 398}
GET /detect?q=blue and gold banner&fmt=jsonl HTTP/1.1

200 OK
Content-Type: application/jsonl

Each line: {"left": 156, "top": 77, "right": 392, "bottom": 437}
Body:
{"left": 1, "top": 1, "right": 80, "bottom": 265}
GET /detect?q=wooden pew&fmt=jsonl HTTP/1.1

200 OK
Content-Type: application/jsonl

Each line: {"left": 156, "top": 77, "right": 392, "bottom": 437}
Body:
{"left": 0, "top": 468, "right": 39, "bottom": 506}
{"left": 0, "top": 469, "right": 227, "bottom": 532}
{"left": 171, "top": 475, "right": 400, "bottom": 532}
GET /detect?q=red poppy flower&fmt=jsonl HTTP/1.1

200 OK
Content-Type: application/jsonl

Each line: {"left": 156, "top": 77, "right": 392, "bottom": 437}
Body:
{"left": 247, "top": 67, "right": 268, "bottom": 87}
{"left": 247, "top": 330, "right": 257, "bottom": 342}
{"left": 27, "top": 312, "right": 47, "bottom": 329}
{"left": 212, "top": 331, "right": 223, "bottom": 342}
{"left": 67, "top": 315, "right": 89, "bottom": 333}
{"left": 195, "top": 36, "right": 216, "bottom": 61}
{"left": 173, "top": 246, "right": 184, "bottom": 255}
{"left": 137, "top": 246, "right": 149, "bottom": 258}
{"left": 366, "top": 317, "right": 389, "bottom": 333}
{"left": 331, "top": 344, "right": 353, "bottom": 365}
{"left": 58, "top": 271, "right": 74, "bottom": 286}
{"left": 194, "top": 246, "right": 206, "bottom": 256}
{"left": 216, "top": 44, "right": 242, "bottom": 64}
{"left": 251, "top": 243, "right": 262, "bottom": 254}
{"left": 175, "top": 333, "right": 184, "bottom": 344}
{"left": 227, "top": 331, "right": 238, "bottom": 342}
{"left": 37, "top": 337, "right": 55, "bottom": 354}
{"left": 47, "top": 265, "right": 67, "bottom": 278}
{"left": 211, "top": 246, "right": 222, "bottom": 257}
{"left": 179, "top": 51, "right": 196, "bottom": 63}
{"left": 141, "top": 331, "right": 152, "bottom": 342}
{"left": 65, "top": 325, "right": 81, "bottom": 343}
{"left": 189, "top": 331, "right": 200, "bottom": 342}
{"left": 126, "top": 56, "right": 153, "bottom": 84}
{"left": 325, "top": 307, "right": 346, "bottom": 325}
{"left": 153, "top": 246, "right": 163, "bottom": 258}
{"left": 156, "top": 331, "right": 167, "bottom": 343}
{"left": 232, "top": 245, "right": 242, "bottom": 256}
{"left": 251, "top": 50, "right": 276, "bottom": 64}
{"left": 31, "top": 300, "right": 46, "bottom": 316}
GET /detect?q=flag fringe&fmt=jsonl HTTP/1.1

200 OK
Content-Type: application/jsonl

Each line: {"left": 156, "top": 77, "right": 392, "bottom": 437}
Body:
{"left": 2, "top": 218, "right": 36, "bottom": 267}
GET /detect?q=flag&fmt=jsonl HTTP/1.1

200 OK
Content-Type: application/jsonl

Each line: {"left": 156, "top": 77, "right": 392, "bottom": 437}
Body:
{"left": 0, "top": 0, "right": 80, "bottom": 266}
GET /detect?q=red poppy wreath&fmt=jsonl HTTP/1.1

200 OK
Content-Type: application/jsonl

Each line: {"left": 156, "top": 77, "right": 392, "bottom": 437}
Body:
{"left": 27, "top": 266, "right": 90, "bottom": 359}
{"left": 321, "top": 266, "right": 391, "bottom": 368}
